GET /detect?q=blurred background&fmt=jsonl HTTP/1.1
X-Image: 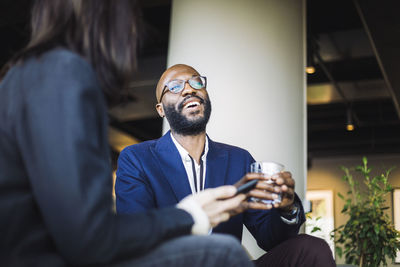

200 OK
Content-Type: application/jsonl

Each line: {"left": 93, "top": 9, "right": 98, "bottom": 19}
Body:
{"left": 1, "top": 0, "right": 399, "bottom": 264}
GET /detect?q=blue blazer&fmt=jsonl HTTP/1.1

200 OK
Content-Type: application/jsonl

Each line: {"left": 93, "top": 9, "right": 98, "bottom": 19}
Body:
{"left": 116, "top": 131, "right": 305, "bottom": 251}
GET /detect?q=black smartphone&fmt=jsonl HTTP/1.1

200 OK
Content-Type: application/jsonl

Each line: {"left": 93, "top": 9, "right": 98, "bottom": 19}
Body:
{"left": 235, "top": 179, "right": 258, "bottom": 195}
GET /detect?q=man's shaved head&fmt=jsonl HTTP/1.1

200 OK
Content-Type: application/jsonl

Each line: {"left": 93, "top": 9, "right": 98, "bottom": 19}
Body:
{"left": 155, "top": 64, "right": 200, "bottom": 103}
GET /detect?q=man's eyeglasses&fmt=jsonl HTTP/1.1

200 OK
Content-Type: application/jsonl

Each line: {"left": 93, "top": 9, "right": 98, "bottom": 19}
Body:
{"left": 158, "top": 75, "right": 207, "bottom": 103}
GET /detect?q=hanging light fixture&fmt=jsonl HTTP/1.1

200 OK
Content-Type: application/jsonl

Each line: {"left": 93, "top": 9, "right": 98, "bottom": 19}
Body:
{"left": 346, "top": 108, "right": 355, "bottom": 131}
{"left": 306, "top": 38, "right": 316, "bottom": 74}
{"left": 306, "top": 52, "right": 316, "bottom": 74}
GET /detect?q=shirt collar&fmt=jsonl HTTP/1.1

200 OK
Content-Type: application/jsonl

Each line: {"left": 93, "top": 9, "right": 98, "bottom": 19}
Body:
{"left": 170, "top": 132, "right": 209, "bottom": 163}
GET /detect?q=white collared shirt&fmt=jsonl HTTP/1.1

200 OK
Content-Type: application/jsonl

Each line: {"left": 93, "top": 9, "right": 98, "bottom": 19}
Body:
{"left": 170, "top": 133, "right": 209, "bottom": 194}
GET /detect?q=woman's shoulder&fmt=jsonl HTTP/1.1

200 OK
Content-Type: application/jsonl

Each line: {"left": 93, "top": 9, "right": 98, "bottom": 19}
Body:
{"left": 3, "top": 48, "right": 94, "bottom": 81}
{"left": 1, "top": 47, "right": 100, "bottom": 100}
{"left": 20, "top": 48, "right": 99, "bottom": 89}
{"left": 40, "top": 48, "right": 85, "bottom": 63}
{"left": 31, "top": 48, "right": 93, "bottom": 74}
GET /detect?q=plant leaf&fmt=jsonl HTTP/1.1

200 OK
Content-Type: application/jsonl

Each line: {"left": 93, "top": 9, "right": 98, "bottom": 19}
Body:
{"left": 362, "top": 156, "right": 367, "bottom": 166}
{"left": 311, "top": 227, "right": 321, "bottom": 233}
{"left": 336, "top": 246, "right": 343, "bottom": 258}
{"left": 374, "top": 224, "right": 380, "bottom": 234}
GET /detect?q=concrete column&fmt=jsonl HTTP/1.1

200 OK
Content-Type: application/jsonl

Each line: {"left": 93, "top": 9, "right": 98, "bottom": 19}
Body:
{"left": 166, "top": 0, "right": 306, "bottom": 258}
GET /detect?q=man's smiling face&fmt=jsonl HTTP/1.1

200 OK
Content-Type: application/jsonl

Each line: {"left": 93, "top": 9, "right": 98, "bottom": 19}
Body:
{"left": 155, "top": 64, "right": 212, "bottom": 136}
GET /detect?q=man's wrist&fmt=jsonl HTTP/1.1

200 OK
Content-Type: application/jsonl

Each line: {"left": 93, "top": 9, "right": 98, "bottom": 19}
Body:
{"left": 281, "top": 204, "right": 298, "bottom": 216}
{"left": 279, "top": 201, "right": 300, "bottom": 225}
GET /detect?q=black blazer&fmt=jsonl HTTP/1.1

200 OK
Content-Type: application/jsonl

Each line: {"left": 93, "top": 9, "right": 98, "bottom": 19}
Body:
{"left": 0, "top": 49, "right": 193, "bottom": 266}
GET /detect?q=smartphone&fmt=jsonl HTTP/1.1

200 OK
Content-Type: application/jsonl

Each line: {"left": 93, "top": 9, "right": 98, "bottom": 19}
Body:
{"left": 235, "top": 179, "right": 258, "bottom": 195}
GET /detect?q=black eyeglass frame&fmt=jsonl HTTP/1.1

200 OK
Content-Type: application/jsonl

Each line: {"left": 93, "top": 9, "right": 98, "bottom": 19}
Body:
{"left": 158, "top": 75, "right": 207, "bottom": 103}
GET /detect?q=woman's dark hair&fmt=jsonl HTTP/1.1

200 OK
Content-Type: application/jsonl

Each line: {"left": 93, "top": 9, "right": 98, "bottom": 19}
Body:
{"left": 2, "top": 0, "right": 140, "bottom": 105}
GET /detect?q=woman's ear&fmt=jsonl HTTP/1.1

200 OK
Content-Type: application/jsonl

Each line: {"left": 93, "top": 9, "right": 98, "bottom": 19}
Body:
{"left": 155, "top": 103, "right": 165, "bottom": 118}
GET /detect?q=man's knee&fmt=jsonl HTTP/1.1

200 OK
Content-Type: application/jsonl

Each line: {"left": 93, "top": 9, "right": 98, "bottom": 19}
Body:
{"left": 297, "top": 234, "right": 330, "bottom": 249}
{"left": 295, "top": 234, "right": 334, "bottom": 259}
{"left": 255, "top": 235, "right": 335, "bottom": 267}
{"left": 297, "top": 234, "right": 328, "bottom": 246}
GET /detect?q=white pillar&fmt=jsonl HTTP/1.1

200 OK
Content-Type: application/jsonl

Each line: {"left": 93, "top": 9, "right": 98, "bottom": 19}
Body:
{"left": 166, "top": 0, "right": 306, "bottom": 258}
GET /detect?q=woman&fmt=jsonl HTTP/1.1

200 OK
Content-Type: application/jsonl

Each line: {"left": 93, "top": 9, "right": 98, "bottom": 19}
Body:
{"left": 0, "top": 1, "right": 252, "bottom": 266}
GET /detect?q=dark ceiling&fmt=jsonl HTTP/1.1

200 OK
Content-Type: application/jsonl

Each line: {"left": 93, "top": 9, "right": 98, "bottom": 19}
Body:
{"left": 307, "top": 0, "right": 400, "bottom": 157}
{"left": 1, "top": 0, "right": 400, "bottom": 158}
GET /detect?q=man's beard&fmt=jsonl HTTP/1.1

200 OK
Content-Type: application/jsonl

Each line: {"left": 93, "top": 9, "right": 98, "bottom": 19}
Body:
{"left": 164, "top": 95, "right": 212, "bottom": 136}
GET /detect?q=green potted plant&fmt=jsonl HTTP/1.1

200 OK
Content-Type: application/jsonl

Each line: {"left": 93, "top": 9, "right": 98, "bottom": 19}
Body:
{"left": 332, "top": 157, "right": 400, "bottom": 267}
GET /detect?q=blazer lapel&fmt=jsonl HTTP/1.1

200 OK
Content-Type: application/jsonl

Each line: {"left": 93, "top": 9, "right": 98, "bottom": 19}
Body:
{"left": 151, "top": 131, "right": 192, "bottom": 201}
{"left": 204, "top": 137, "right": 229, "bottom": 189}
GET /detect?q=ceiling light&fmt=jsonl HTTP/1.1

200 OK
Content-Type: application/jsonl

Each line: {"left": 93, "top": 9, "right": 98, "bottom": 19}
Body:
{"left": 346, "top": 124, "right": 354, "bottom": 131}
{"left": 306, "top": 66, "right": 316, "bottom": 74}
{"left": 346, "top": 108, "right": 355, "bottom": 131}
{"left": 306, "top": 42, "right": 316, "bottom": 75}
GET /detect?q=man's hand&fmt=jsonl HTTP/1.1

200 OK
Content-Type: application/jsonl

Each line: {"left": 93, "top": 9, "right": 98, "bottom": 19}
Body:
{"left": 234, "top": 172, "right": 295, "bottom": 211}
{"left": 271, "top": 171, "right": 295, "bottom": 211}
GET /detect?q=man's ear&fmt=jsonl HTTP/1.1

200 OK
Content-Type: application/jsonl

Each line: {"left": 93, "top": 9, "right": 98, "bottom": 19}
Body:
{"left": 155, "top": 103, "right": 165, "bottom": 118}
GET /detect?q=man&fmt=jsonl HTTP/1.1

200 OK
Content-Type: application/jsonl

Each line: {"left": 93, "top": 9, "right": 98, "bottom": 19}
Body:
{"left": 116, "top": 64, "right": 335, "bottom": 266}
